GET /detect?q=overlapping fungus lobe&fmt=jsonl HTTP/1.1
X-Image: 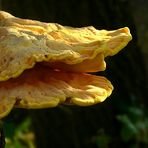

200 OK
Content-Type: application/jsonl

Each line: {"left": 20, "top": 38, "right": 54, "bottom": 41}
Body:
{"left": 0, "top": 11, "right": 132, "bottom": 118}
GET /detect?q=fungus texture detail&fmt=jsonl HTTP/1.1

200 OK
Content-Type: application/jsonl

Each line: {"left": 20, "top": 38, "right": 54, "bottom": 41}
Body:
{"left": 0, "top": 11, "right": 132, "bottom": 118}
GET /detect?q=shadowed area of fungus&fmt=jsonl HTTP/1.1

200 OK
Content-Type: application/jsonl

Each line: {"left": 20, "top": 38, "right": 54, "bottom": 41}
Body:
{"left": 0, "top": 11, "right": 132, "bottom": 118}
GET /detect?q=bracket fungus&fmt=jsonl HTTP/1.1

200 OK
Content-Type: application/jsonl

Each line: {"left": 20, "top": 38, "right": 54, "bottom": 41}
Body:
{"left": 0, "top": 11, "right": 132, "bottom": 118}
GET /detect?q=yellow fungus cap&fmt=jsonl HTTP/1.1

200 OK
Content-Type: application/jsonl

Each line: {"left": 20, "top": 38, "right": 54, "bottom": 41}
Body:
{"left": 0, "top": 11, "right": 132, "bottom": 118}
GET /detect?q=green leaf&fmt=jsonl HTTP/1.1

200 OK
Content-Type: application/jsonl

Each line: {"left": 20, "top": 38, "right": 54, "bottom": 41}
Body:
{"left": 95, "top": 135, "right": 110, "bottom": 148}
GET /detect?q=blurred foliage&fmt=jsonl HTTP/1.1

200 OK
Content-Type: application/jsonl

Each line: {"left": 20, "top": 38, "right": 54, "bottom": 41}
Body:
{"left": 4, "top": 117, "right": 35, "bottom": 148}
{"left": 117, "top": 107, "right": 148, "bottom": 148}
{"left": 92, "top": 129, "right": 111, "bottom": 148}
{"left": 0, "top": 0, "right": 148, "bottom": 148}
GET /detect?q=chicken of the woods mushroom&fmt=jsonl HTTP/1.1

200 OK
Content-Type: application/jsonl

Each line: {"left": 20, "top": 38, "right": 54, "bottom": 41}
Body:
{"left": 0, "top": 11, "right": 132, "bottom": 119}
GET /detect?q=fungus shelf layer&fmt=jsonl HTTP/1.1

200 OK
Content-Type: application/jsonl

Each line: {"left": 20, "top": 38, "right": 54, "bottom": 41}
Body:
{"left": 0, "top": 11, "right": 132, "bottom": 118}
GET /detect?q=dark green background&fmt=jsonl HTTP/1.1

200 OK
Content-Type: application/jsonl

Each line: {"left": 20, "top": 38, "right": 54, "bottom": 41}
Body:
{"left": 1, "top": 0, "right": 148, "bottom": 148}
